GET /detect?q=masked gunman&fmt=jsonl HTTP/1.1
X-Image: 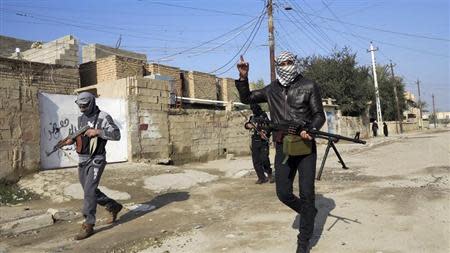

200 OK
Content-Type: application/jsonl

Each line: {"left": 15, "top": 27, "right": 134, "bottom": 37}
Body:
{"left": 246, "top": 103, "right": 274, "bottom": 184}
{"left": 236, "top": 52, "right": 325, "bottom": 253}
{"left": 60, "top": 92, "right": 123, "bottom": 240}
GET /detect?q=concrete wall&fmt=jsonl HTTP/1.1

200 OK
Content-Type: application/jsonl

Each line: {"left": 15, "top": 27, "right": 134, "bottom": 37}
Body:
{"left": 10, "top": 35, "right": 79, "bottom": 67}
{"left": 0, "top": 35, "right": 34, "bottom": 58}
{"left": 82, "top": 44, "right": 147, "bottom": 63}
{"left": 169, "top": 110, "right": 250, "bottom": 164}
{"left": 384, "top": 121, "right": 419, "bottom": 135}
{"left": 337, "top": 115, "right": 370, "bottom": 139}
{"left": 0, "top": 57, "right": 79, "bottom": 182}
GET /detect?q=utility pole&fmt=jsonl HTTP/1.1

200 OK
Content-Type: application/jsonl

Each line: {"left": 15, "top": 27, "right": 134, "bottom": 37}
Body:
{"left": 367, "top": 42, "right": 383, "bottom": 129}
{"left": 389, "top": 60, "right": 403, "bottom": 134}
{"left": 416, "top": 79, "right": 423, "bottom": 129}
{"left": 432, "top": 94, "right": 437, "bottom": 128}
{"left": 267, "top": 0, "right": 276, "bottom": 82}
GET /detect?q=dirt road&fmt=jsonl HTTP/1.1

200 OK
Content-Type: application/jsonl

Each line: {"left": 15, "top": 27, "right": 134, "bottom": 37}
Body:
{"left": 1, "top": 130, "right": 449, "bottom": 253}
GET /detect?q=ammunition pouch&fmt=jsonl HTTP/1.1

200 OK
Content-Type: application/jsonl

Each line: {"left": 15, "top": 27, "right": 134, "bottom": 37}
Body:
{"left": 282, "top": 135, "right": 312, "bottom": 164}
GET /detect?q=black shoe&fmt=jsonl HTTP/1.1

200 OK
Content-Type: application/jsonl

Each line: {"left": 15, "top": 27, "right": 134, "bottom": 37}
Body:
{"left": 296, "top": 240, "right": 309, "bottom": 253}
{"left": 106, "top": 203, "right": 123, "bottom": 224}
{"left": 255, "top": 178, "right": 268, "bottom": 184}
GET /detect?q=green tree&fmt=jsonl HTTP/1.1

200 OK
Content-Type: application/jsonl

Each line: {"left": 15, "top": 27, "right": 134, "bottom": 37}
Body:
{"left": 299, "top": 47, "right": 374, "bottom": 116}
{"left": 369, "top": 65, "right": 407, "bottom": 121}
{"left": 250, "top": 79, "right": 265, "bottom": 90}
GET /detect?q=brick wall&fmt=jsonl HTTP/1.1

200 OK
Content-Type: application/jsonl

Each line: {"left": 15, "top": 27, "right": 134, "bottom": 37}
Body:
{"left": 168, "top": 110, "right": 250, "bottom": 164}
{"left": 219, "top": 77, "right": 239, "bottom": 102}
{"left": 0, "top": 57, "right": 79, "bottom": 183}
{"left": 186, "top": 71, "right": 218, "bottom": 100}
{"left": 146, "top": 63, "right": 184, "bottom": 97}
{"left": 79, "top": 55, "right": 145, "bottom": 87}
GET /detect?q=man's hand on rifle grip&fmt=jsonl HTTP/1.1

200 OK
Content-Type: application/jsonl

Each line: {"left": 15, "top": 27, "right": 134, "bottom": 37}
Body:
{"left": 61, "top": 138, "right": 74, "bottom": 146}
{"left": 84, "top": 129, "right": 101, "bottom": 138}
{"left": 300, "top": 130, "right": 313, "bottom": 141}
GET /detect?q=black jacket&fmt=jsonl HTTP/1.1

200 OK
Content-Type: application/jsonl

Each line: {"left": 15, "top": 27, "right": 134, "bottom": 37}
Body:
{"left": 235, "top": 75, "right": 326, "bottom": 132}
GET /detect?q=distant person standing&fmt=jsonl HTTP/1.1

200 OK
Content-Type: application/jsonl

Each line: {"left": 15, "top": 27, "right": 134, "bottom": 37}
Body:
{"left": 383, "top": 122, "right": 388, "bottom": 137}
{"left": 372, "top": 120, "right": 378, "bottom": 137}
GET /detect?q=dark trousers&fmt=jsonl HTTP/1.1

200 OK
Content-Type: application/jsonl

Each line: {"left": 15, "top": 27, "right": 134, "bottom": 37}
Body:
{"left": 274, "top": 142, "right": 317, "bottom": 242}
{"left": 78, "top": 156, "right": 120, "bottom": 225}
{"left": 251, "top": 138, "right": 272, "bottom": 180}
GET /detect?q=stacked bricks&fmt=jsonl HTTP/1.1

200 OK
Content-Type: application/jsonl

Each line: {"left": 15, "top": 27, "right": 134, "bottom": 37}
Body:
{"left": 0, "top": 57, "right": 79, "bottom": 182}
{"left": 126, "top": 77, "right": 170, "bottom": 161}
{"left": 82, "top": 43, "right": 147, "bottom": 63}
{"left": 10, "top": 35, "right": 79, "bottom": 67}
{"left": 186, "top": 71, "right": 218, "bottom": 100}
{"left": 79, "top": 55, "right": 145, "bottom": 87}
{"left": 0, "top": 57, "right": 79, "bottom": 94}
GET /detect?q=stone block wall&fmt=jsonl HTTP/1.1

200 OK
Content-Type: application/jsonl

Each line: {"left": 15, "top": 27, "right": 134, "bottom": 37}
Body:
{"left": 0, "top": 57, "right": 79, "bottom": 182}
{"left": 10, "top": 35, "right": 79, "bottom": 67}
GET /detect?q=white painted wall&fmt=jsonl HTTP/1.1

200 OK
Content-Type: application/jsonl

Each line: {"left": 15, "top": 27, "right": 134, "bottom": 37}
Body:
{"left": 39, "top": 93, "right": 128, "bottom": 169}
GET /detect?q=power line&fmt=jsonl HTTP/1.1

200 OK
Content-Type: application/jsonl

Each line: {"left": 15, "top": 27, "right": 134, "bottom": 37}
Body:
{"left": 211, "top": 8, "right": 266, "bottom": 75}
{"left": 278, "top": 7, "right": 331, "bottom": 53}
{"left": 295, "top": 8, "right": 450, "bottom": 42}
{"left": 153, "top": 15, "right": 262, "bottom": 62}
{"left": 286, "top": 0, "right": 337, "bottom": 47}
{"left": 141, "top": 1, "right": 254, "bottom": 17}
{"left": 310, "top": 23, "right": 450, "bottom": 59}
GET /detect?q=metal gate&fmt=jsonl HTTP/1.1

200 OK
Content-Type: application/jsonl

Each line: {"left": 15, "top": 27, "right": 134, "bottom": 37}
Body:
{"left": 39, "top": 93, "right": 128, "bottom": 169}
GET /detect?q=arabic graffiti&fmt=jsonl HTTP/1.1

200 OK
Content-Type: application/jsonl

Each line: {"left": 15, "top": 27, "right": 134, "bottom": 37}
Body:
{"left": 47, "top": 118, "right": 78, "bottom": 141}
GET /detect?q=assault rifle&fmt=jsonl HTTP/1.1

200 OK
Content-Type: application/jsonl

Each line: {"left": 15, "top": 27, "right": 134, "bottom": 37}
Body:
{"left": 255, "top": 119, "right": 366, "bottom": 180}
{"left": 244, "top": 117, "right": 270, "bottom": 140}
{"left": 46, "top": 125, "right": 91, "bottom": 157}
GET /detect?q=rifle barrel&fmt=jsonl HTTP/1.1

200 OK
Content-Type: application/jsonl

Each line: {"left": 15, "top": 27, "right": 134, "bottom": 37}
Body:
{"left": 268, "top": 122, "right": 366, "bottom": 144}
{"left": 310, "top": 130, "right": 366, "bottom": 144}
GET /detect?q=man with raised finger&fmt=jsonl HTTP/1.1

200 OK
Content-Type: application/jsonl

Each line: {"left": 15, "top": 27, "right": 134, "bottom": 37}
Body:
{"left": 235, "top": 52, "right": 325, "bottom": 253}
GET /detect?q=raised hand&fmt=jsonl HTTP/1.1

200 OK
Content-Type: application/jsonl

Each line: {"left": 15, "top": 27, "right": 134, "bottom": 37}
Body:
{"left": 237, "top": 55, "right": 249, "bottom": 80}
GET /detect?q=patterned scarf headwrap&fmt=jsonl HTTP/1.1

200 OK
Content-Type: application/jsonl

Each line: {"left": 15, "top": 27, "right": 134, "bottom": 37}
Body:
{"left": 275, "top": 51, "right": 301, "bottom": 86}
